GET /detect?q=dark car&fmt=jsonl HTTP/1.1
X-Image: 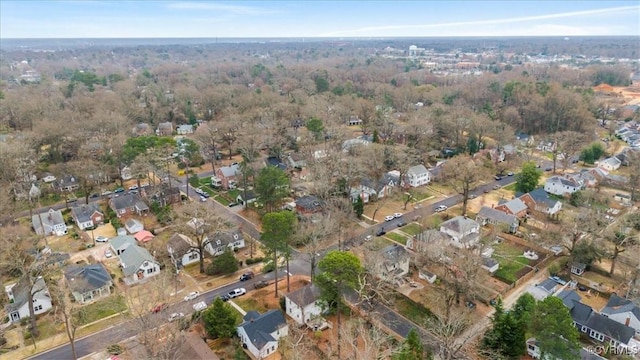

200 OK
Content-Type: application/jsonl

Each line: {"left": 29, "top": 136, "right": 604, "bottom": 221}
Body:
{"left": 397, "top": 221, "right": 407, "bottom": 227}
{"left": 466, "top": 301, "right": 476, "bottom": 309}
{"left": 544, "top": 167, "right": 552, "bottom": 172}
{"left": 89, "top": 193, "right": 100, "bottom": 198}
{"left": 494, "top": 175, "right": 503, "bottom": 180}
{"left": 220, "top": 294, "right": 230, "bottom": 302}
{"left": 376, "top": 228, "right": 386, "bottom": 236}
{"left": 239, "top": 271, "right": 254, "bottom": 281}
{"left": 114, "top": 187, "right": 125, "bottom": 193}
{"left": 254, "top": 280, "right": 269, "bottom": 289}
{"left": 228, "top": 202, "right": 239, "bottom": 207}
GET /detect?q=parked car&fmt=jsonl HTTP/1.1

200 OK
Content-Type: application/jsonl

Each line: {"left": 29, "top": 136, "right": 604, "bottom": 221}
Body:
{"left": 494, "top": 175, "right": 502, "bottom": 180}
{"left": 227, "top": 288, "right": 247, "bottom": 299}
{"left": 193, "top": 301, "right": 207, "bottom": 311}
{"left": 434, "top": 205, "right": 448, "bottom": 212}
{"left": 183, "top": 291, "right": 200, "bottom": 301}
{"left": 89, "top": 193, "right": 100, "bottom": 198}
{"left": 393, "top": 212, "right": 403, "bottom": 218}
{"left": 228, "top": 202, "right": 239, "bottom": 207}
{"left": 101, "top": 190, "right": 113, "bottom": 196}
{"left": 104, "top": 249, "right": 113, "bottom": 258}
{"left": 466, "top": 301, "right": 476, "bottom": 309}
{"left": 397, "top": 221, "right": 407, "bottom": 227}
{"left": 95, "top": 235, "right": 109, "bottom": 243}
{"left": 168, "top": 312, "right": 184, "bottom": 322}
{"left": 376, "top": 228, "right": 386, "bottom": 236}
{"left": 199, "top": 196, "right": 207, "bottom": 202}
{"left": 254, "top": 280, "right": 269, "bottom": 289}
{"left": 239, "top": 271, "right": 254, "bottom": 281}
{"left": 220, "top": 294, "right": 230, "bottom": 302}
{"left": 128, "top": 185, "right": 138, "bottom": 191}
{"left": 492, "top": 184, "right": 500, "bottom": 190}
{"left": 384, "top": 215, "right": 395, "bottom": 222}
{"left": 507, "top": 172, "right": 514, "bottom": 176}
{"left": 151, "top": 303, "right": 166, "bottom": 313}
{"left": 468, "top": 194, "right": 477, "bottom": 199}
{"left": 114, "top": 187, "right": 125, "bottom": 193}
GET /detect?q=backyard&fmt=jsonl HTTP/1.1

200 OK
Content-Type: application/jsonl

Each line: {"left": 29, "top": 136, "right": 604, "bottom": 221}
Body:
{"left": 492, "top": 241, "right": 535, "bottom": 284}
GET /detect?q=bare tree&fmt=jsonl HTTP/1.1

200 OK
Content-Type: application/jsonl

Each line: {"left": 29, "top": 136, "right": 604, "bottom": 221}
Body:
{"left": 442, "top": 155, "right": 491, "bottom": 216}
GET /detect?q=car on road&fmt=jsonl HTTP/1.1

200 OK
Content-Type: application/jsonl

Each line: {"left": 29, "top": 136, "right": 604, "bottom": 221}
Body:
{"left": 227, "top": 288, "right": 247, "bottom": 299}
{"left": 193, "top": 301, "right": 207, "bottom": 311}
{"left": 434, "top": 205, "right": 448, "bottom": 212}
{"left": 239, "top": 271, "right": 254, "bottom": 281}
{"left": 128, "top": 185, "right": 138, "bottom": 191}
{"left": 151, "top": 303, "right": 166, "bottom": 313}
{"left": 114, "top": 187, "right": 125, "bottom": 193}
{"left": 254, "top": 280, "right": 269, "bottom": 289}
{"left": 492, "top": 184, "right": 500, "bottom": 190}
{"left": 220, "top": 294, "right": 231, "bottom": 302}
{"left": 168, "top": 312, "right": 184, "bottom": 322}
{"left": 104, "top": 250, "right": 113, "bottom": 258}
{"left": 183, "top": 291, "right": 200, "bottom": 301}
{"left": 544, "top": 167, "right": 552, "bottom": 172}
{"left": 384, "top": 215, "right": 395, "bottom": 222}
{"left": 468, "top": 194, "right": 477, "bottom": 199}
{"left": 507, "top": 172, "right": 514, "bottom": 176}
{"left": 376, "top": 228, "right": 386, "bottom": 236}
{"left": 101, "top": 190, "right": 113, "bottom": 196}
{"left": 200, "top": 196, "right": 207, "bottom": 202}
{"left": 228, "top": 202, "right": 239, "bottom": 207}
{"left": 89, "top": 193, "right": 100, "bottom": 198}
{"left": 397, "top": 221, "right": 407, "bottom": 227}
{"left": 393, "top": 212, "right": 403, "bottom": 218}
{"left": 494, "top": 175, "right": 503, "bottom": 180}
{"left": 95, "top": 235, "right": 109, "bottom": 243}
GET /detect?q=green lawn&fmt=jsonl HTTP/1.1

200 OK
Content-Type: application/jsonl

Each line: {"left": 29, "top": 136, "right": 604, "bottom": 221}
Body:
{"left": 385, "top": 232, "right": 408, "bottom": 245}
{"left": 409, "top": 189, "right": 432, "bottom": 202}
{"left": 232, "top": 297, "right": 271, "bottom": 314}
{"left": 394, "top": 295, "right": 433, "bottom": 326}
{"left": 74, "top": 295, "right": 127, "bottom": 326}
{"left": 503, "top": 183, "right": 517, "bottom": 192}
{"left": 400, "top": 223, "right": 422, "bottom": 236}
{"left": 493, "top": 241, "right": 531, "bottom": 283}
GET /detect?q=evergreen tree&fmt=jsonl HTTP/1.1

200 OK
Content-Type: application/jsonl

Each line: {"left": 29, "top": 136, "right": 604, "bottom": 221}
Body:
{"left": 515, "top": 161, "right": 542, "bottom": 193}
{"left": 206, "top": 248, "right": 239, "bottom": 275}
{"left": 202, "top": 297, "right": 239, "bottom": 338}
{"left": 353, "top": 195, "right": 364, "bottom": 219}
{"left": 395, "top": 328, "right": 431, "bottom": 360}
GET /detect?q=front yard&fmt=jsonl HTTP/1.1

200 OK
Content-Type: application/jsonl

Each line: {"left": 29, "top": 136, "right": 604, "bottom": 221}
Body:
{"left": 74, "top": 295, "right": 127, "bottom": 326}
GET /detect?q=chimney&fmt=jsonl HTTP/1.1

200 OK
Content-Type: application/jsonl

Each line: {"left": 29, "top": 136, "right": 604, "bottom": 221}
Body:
{"left": 625, "top": 316, "right": 631, "bottom": 326}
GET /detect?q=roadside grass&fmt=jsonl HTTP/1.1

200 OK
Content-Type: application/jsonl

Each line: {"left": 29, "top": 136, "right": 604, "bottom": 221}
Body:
{"left": 77, "top": 313, "right": 129, "bottom": 338}
{"left": 232, "top": 297, "right": 270, "bottom": 314}
{"left": 493, "top": 241, "right": 530, "bottom": 283}
{"left": 400, "top": 223, "right": 422, "bottom": 236}
{"left": 409, "top": 189, "right": 432, "bottom": 202}
{"left": 74, "top": 295, "right": 127, "bottom": 326}
{"left": 23, "top": 316, "right": 60, "bottom": 341}
{"left": 385, "top": 232, "right": 408, "bottom": 245}
{"left": 394, "top": 295, "right": 434, "bottom": 326}
{"left": 503, "top": 183, "right": 517, "bottom": 192}
{"left": 366, "top": 236, "right": 393, "bottom": 251}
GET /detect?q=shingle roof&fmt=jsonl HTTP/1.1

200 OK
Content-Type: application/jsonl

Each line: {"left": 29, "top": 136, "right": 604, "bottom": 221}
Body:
{"left": 380, "top": 244, "right": 408, "bottom": 264}
{"left": 167, "top": 233, "right": 193, "bottom": 257}
{"left": 239, "top": 309, "right": 286, "bottom": 350}
{"left": 440, "top": 216, "right": 479, "bottom": 235}
{"left": 557, "top": 289, "right": 582, "bottom": 310}
{"left": 5, "top": 276, "right": 48, "bottom": 313}
{"left": 64, "top": 264, "right": 112, "bottom": 294}
{"left": 32, "top": 209, "right": 65, "bottom": 232}
{"left": 111, "top": 194, "right": 142, "bottom": 210}
{"left": 570, "top": 302, "right": 636, "bottom": 344}
{"left": 296, "top": 195, "right": 324, "bottom": 211}
{"left": 208, "top": 230, "right": 244, "bottom": 247}
{"left": 601, "top": 294, "right": 640, "bottom": 319}
{"left": 546, "top": 175, "right": 579, "bottom": 188}
{"left": 482, "top": 257, "right": 498, "bottom": 268}
{"left": 286, "top": 284, "right": 321, "bottom": 308}
{"left": 499, "top": 198, "right": 527, "bottom": 214}
{"left": 71, "top": 204, "right": 103, "bottom": 223}
{"left": 527, "top": 188, "right": 559, "bottom": 208}
{"left": 407, "top": 164, "right": 429, "bottom": 177}
{"left": 219, "top": 164, "right": 240, "bottom": 178}
{"left": 477, "top": 206, "right": 518, "bottom": 225}
{"left": 110, "top": 235, "right": 136, "bottom": 251}
{"left": 537, "top": 278, "right": 558, "bottom": 293}
{"left": 119, "top": 244, "right": 157, "bottom": 276}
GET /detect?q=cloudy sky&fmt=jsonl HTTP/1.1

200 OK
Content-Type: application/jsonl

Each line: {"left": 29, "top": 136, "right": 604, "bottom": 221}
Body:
{"left": 1, "top": 1, "right": 639, "bottom": 38}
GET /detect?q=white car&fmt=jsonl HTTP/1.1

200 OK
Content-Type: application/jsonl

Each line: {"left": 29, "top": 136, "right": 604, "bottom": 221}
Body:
{"left": 168, "top": 312, "right": 184, "bottom": 322}
{"left": 104, "top": 250, "right": 113, "bottom": 258}
{"left": 193, "top": 301, "right": 207, "bottom": 311}
{"left": 128, "top": 185, "right": 138, "bottom": 190}
{"left": 184, "top": 291, "right": 200, "bottom": 301}
{"left": 384, "top": 215, "right": 395, "bottom": 222}
{"left": 95, "top": 235, "right": 109, "bottom": 243}
{"left": 200, "top": 196, "right": 207, "bottom": 202}
{"left": 393, "top": 212, "right": 403, "bottom": 218}
{"left": 227, "top": 288, "right": 247, "bottom": 299}
{"left": 434, "top": 205, "right": 448, "bottom": 213}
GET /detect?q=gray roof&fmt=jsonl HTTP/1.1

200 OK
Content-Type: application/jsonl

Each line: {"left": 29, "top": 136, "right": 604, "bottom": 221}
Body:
{"left": 527, "top": 188, "right": 559, "bottom": 208}
{"left": 239, "top": 310, "right": 286, "bottom": 350}
{"left": 125, "top": 218, "right": 144, "bottom": 233}
{"left": 208, "top": 230, "right": 244, "bottom": 247}
{"left": 361, "top": 173, "right": 396, "bottom": 192}
{"left": 110, "top": 235, "right": 136, "bottom": 250}
{"left": 286, "top": 284, "right": 321, "bottom": 308}
{"left": 167, "top": 233, "right": 193, "bottom": 257}
{"left": 572, "top": 262, "right": 587, "bottom": 271}
{"left": 295, "top": 195, "right": 324, "bottom": 212}
{"left": 380, "top": 244, "right": 408, "bottom": 264}
{"left": 71, "top": 203, "right": 103, "bottom": 223}
{"left": 407, "top": 164, "right": 429, "bottom": 176}
{"left": 177, "top": 124, "right": 193, "bottom": 132}
{"left": 570, "top": 302, "right": 636, "bottom": 344}
{"left": 218, "top": 164, "right": 240, "bottom": 178}
{"left": 119, "top": 244, "right": 158, "bottom": 276}
{"left": 440, "top": 216, "right": 479, "bottom": 235}
{"left": 477, "top": 206, "right": 518, "bottom": 225}
{"left": 498, "top": 198, "right": 527, "bottom": 214}
{"left": 546, "top": 175, "right": 579, "bottom": 188}
{"left": 537, "top": 278, "right": 558, "bottom": 293}
{"left": 5, "top": 276, "right": 48, "bottom": 313}
{"left": 601, "top": 294, "right": 640, "bottom": 319}
{"left": 557, "top": 289, "right": 582, "bottom": 310}
{"left": 32, "top": 208, "right": 65, "bottom": 232}
{"left": 110, "top": 194, "right": 143, "bottom": 211}
{"left": 64, "top": 264, "right": 112, "bottom": 294}
{"left": 482, "top": 257, "right": 498, "bottom": 268}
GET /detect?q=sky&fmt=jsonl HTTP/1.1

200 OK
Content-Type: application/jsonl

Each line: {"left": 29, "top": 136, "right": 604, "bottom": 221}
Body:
{"left": 1, "top": 1, "right": 639, "bottom": 38}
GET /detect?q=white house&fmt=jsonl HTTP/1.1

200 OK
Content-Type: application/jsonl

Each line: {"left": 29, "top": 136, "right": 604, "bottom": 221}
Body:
{"left": 526, "top": 338, "right": 607, "bottom": 360}
{"left": 4, "top": 276, "right": 52, "bottom": 323}
{"left": 285, "top": 284, "right": 323, "bottom": 326}
{"left": 439, "top": 216, "right": 481, "bottom": 248}
{"left": 601, "top": 294, "right": 640, "bottom": 335}
{"left": 167, "top": 233, "right": 200, "bottom": 268}
{"left": 32, "top": 208, "right": 68, "bottom": 236}
{"left": 176, "top": 124, "right": 194, "bottom": 135}
{"left": 599, "top": 156, "right": 622, "bottom": 171}
{"left": 204, "top": 230, "right": 245, "bottom": 256}
{"left": 544, "top": 176, "right": 581, "bottom": 196}
{"left": 114, "top": 242, "right": 161, "bottom": 285}
{"left": 405, "top": 165, "right": 431, "bottom": 187}
{"left": 373, "top": 244, "right": 410, "bottom": 282}
{"left": 120, "top": 166, "right": 133, "bottom": 181}
{"left": 237, "top": 310, "right": 288, "bottom": 359}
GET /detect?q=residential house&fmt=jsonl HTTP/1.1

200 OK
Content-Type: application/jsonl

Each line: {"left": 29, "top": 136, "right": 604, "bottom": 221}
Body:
{"left": 236, "top": 191, "right": 257, "bottom": 206}
{"left": 117, "top": 243, "right": 161, "bottom": 284}
{"left": 295, "top": 195, "right": 324, "bottom": 214}
{"left": 213, "top": 163, "right": 240, "bottom": 189}
{"left": 599, "top": 156, "right": 622, "bottom": 172}
{"left": 124, "top": 218, "right": 144, "bottom": 234}
{"left": 406, "top": 229, "right": 448, "bottom": 253}
{"left": 614, "top": 193, "right": 632, "bottom": 206}
{"left": 64, "top": 264, "right": 112, "bottom": 304}
{"left": 156, "top": 122, "right": 173, "bottom": 136}
{"left": 205, "top": 230, "right": 246, "bottom": 256}
{"left": 351, "top": 174, "right": 397, "bottom": 203}
{"left": 544, "top": 176, "right": 581, "bottom": 196}
{"left": 134, "top": 230, "right": 154, "bottom": 243}
{"left": 4, "top": 276, "right": 52, "bottom": 323}
{"left": 176, "top": 124, "right": 194, "bottom": 135}
{"left": 495, "top": 198, "right": 528, "bottom": 218}
{"left": 71, "top": 204, "right": 104, "bottom": 230}
{"left": 182, "top": 332, "right": 221, "bottom": 360}
{"left": 482, "top": 257, "right": 499, "bottom": 273}
{"left": 287, "top": 153, "right": 306, "bottom": 169}
{"left": 405, "top": 165, "right": 431, "bottom": 187}
{"left": 418, "top": 269, "right": 437, "bottom": 284}
{"left": 110, "top": 235, "right": 136, "bottom": 256}
{"left": 285, "top": 284, "right": 323, "bottom": 326}
{"left": 515, "top": 132, "right": 534, "bottom": 146}
{"left": 167, "top": 233, "right": 200, "bottom": 269}
{"left": 373, "top": 245, "right": 410, "bottom": 282}
{"left": 265, "top": 156, "right": 287, "bottom": 171}
{"left": 537, "top": 140, "right": 556, "bottom": 152}
{"left": 519, "top": 189, "right": 562, "bottom": 216}
{"left": 571, "top": 263, "right": 586, "bottom": 276}
{"left": 32, "top": 208, "right": 68, "bottom": 236}
{"left": 342, "top": 137, "right": 370, "bottom": 152}
{"left": 151, "top": 185, "right": 182, "bottom": 206}
{"left": 568, "top": 170, "right": 598, "bottom": 188}
{"left": 53, "top": 174, "right": 79, "bottom": 192}
{"left": 600, "top": 294, "right": 640, "bottom": 335}
{"left": 439, "top": 216, "right": 481, "bottom": 249}
{"left": 120, "top": 166, "right": 133, "bottom": 181}
{"left": 525, "top": 338, "right": 607, "bottom": 360}
{"left": 526, "top": 278, "right": 559, "bottom": 300}
{"left": 476, "top": 206, "right": 519, "bottom": 233}
{"left": 569, "top": 301, "right": 640, "bottom": 350}
{"left": 237, "top": 310, "right": 288, "bottom": 359}
{"left": 109, "top": 194, "right": 149, "bottom": 218}
{"left": 346, "top": 116, "right": 363, "bottom": 126}
{"left": 557, "top": 289, "right": 582, "bottom": 310}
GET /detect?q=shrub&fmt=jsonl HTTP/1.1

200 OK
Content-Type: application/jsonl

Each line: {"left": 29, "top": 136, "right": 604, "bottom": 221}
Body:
{"left": 246, "top": 257, "right": 264, "bottom": 265}
{"left": 107, "top": 344, "right": 123, "bottom": 355}
{"left": 262, "top": 261, "right": 275, "bottom": 273}
{"left": 279, "top": 296, "right": 286, "bottom": 311}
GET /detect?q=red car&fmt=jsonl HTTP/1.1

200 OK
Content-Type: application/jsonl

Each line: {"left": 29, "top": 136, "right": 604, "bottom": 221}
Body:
{"left": 151, "top": 303, "right": 166, "bottom": 313}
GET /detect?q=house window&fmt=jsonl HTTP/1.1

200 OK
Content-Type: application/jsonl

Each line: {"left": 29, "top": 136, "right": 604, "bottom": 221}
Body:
{"left": 146, "top": 267, "right": 155, "bottom": 274}
{"left": 581, "top": 326, "right": 587, "bottom": 332}
{"left": 34, "top": 305, "right": 42, "bottom": 311}
{"left": 188, "top": 253, "right": 198, "bottom": 260}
